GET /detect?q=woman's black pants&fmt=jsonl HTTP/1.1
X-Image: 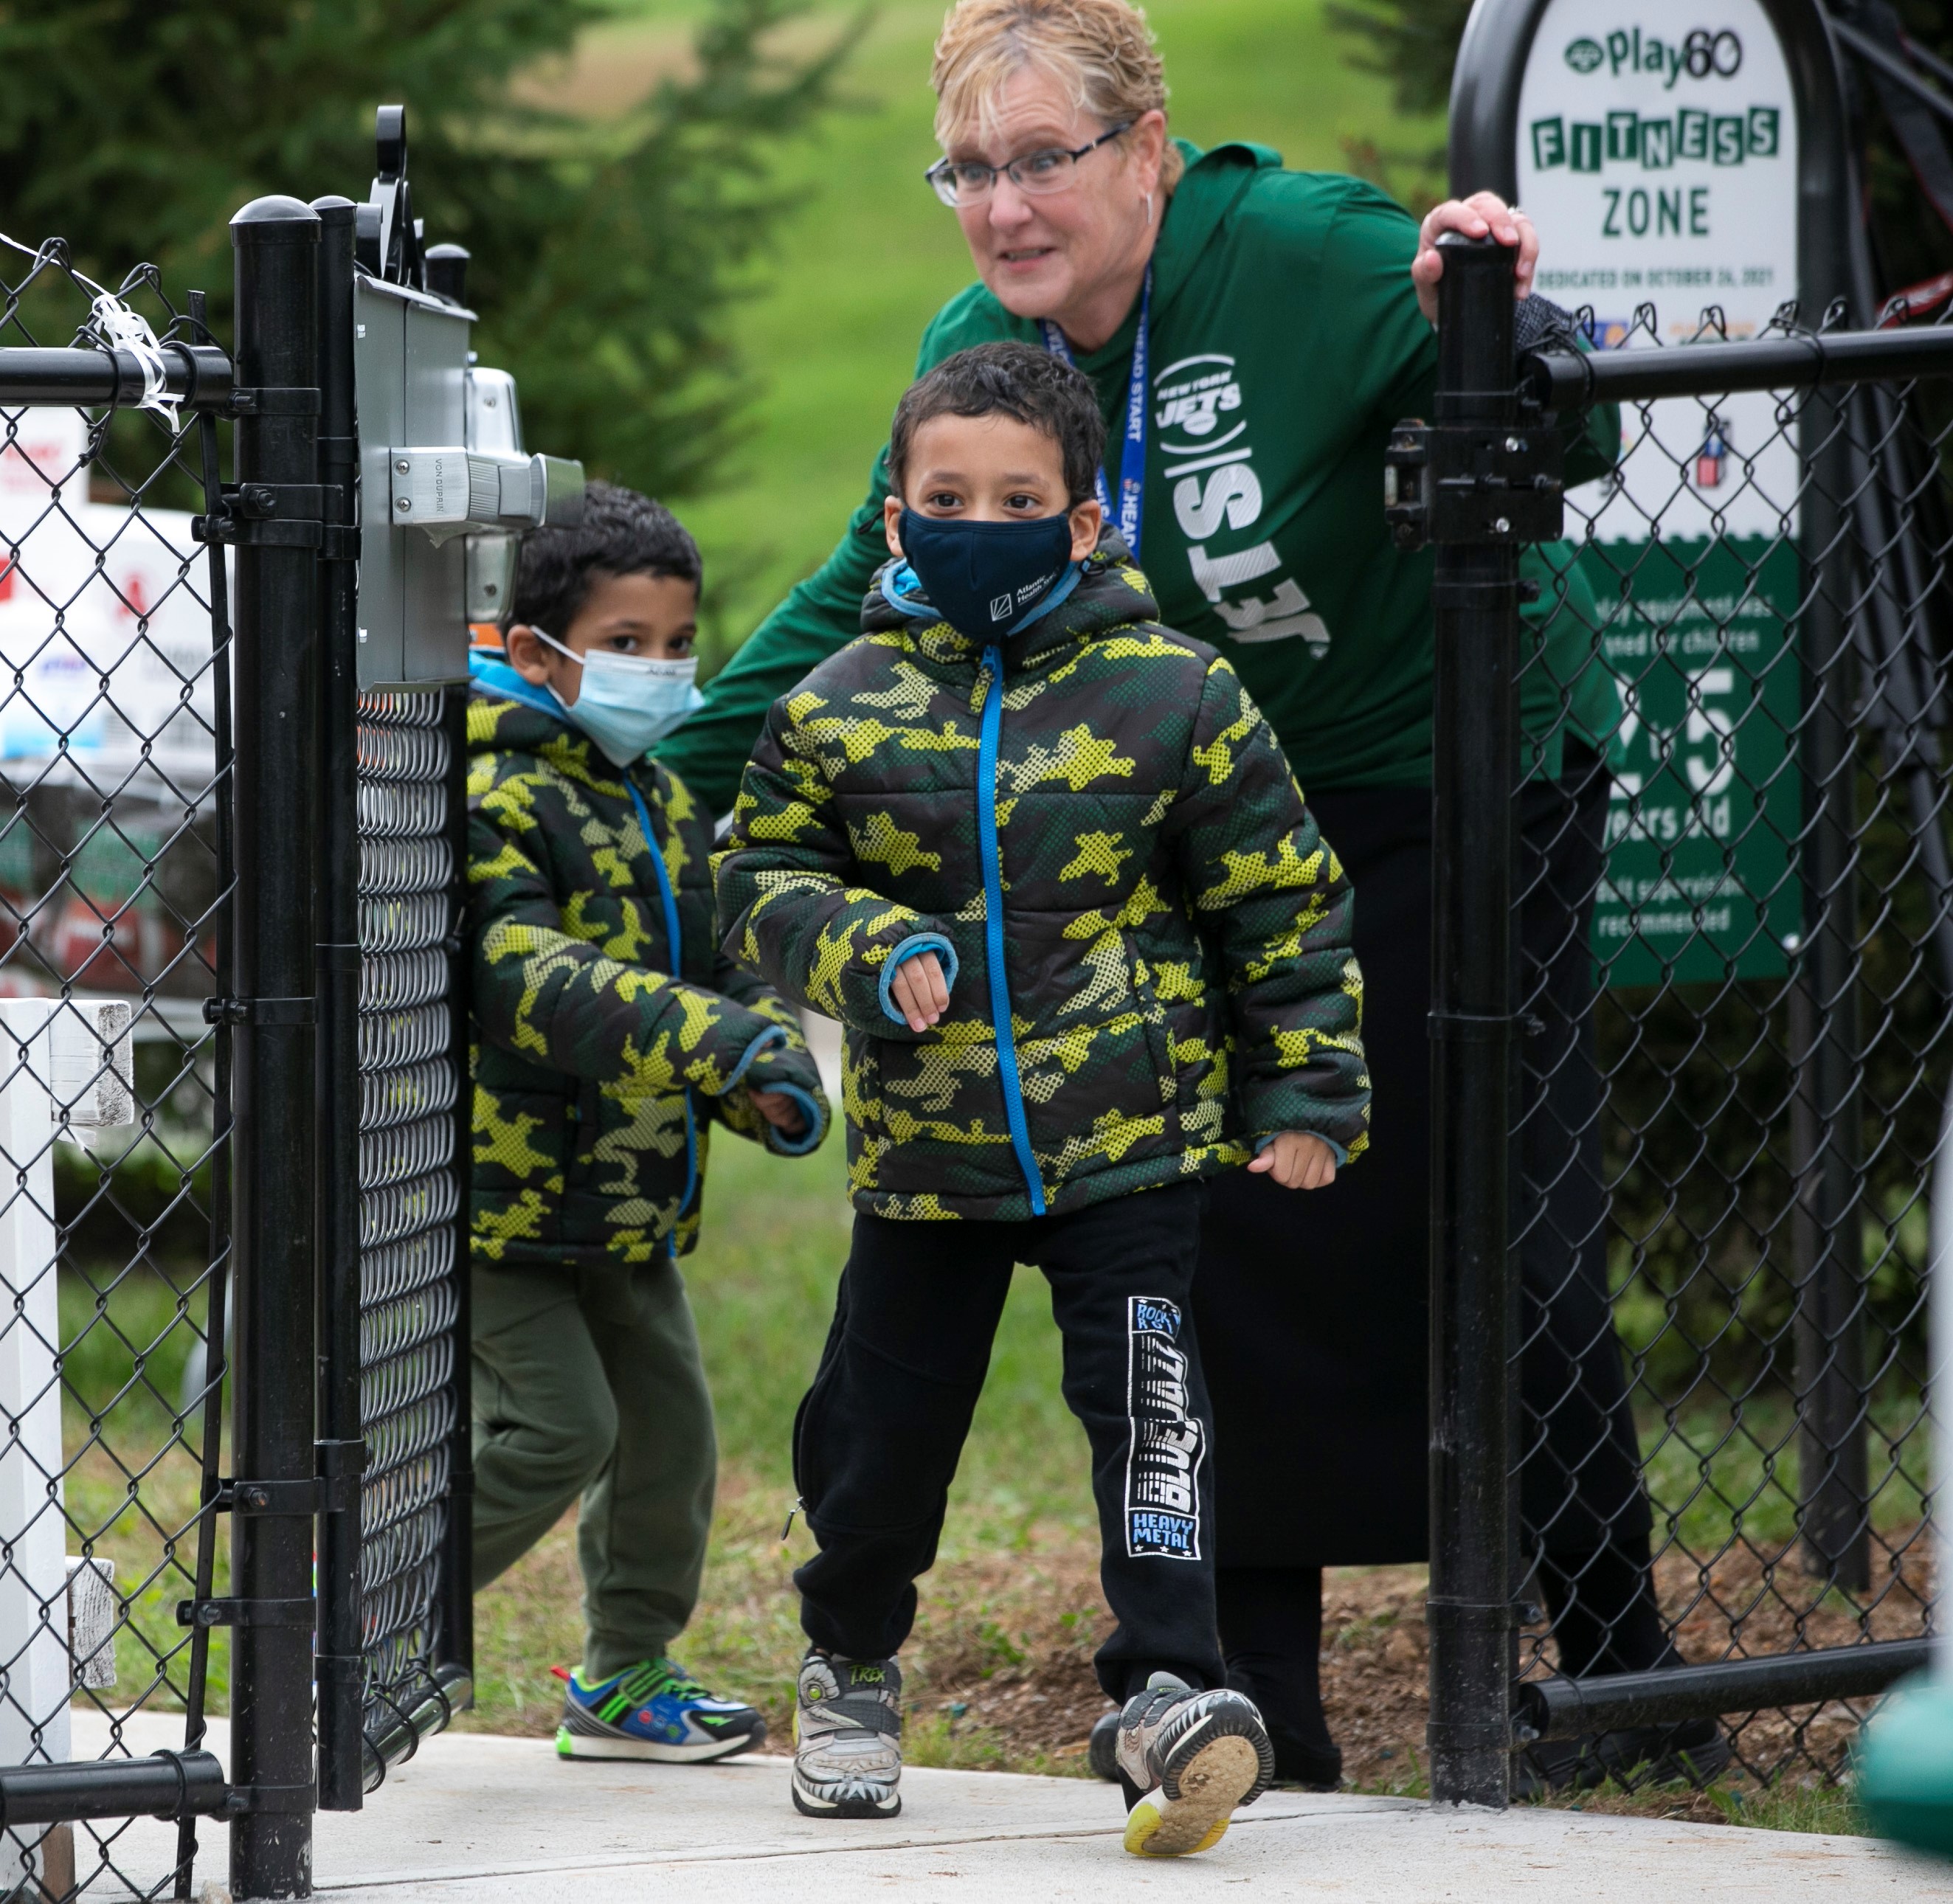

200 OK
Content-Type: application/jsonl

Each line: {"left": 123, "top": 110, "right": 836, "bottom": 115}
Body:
{"left": 792, "top": 1181, "right": 1226, "bottom": 1702}
{"left": 1200, "top": 752, "right": 1666, "bottom": 1720}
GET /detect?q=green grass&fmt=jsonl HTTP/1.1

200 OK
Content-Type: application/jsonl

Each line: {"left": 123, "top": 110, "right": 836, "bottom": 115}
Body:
{"left": 56, "top": 1262, "right": 228, "bottom": 1714}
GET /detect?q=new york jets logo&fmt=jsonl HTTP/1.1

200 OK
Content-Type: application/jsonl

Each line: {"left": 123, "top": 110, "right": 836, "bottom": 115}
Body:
{"left": 1566, "top": 37, "right": 1603, "bottom": 73}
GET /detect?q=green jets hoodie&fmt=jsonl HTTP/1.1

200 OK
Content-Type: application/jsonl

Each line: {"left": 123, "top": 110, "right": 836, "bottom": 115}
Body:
{"left": 662, "top": 140, "right": 1619, "bottom": 814}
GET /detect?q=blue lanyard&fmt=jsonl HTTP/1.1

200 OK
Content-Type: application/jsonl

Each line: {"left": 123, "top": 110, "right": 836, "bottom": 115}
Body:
{"left": 1041, "top": 265, "right": 1150, "bottom": 559}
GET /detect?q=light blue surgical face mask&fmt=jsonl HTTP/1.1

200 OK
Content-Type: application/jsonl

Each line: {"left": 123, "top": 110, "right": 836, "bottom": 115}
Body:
{"left": 536, "top": 629, "right": 703, "bottom": 766}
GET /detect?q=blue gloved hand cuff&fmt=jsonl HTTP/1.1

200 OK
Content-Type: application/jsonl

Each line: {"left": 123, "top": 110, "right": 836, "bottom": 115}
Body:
{"left": 879, "top": 933, "right": 959, "bottom": 1025}
{"left": 1253, "top": 1132, "right": 1348, "bottom": 1166}
{"left": 761, "top": 1081, "right": 826, "bottom": 1155}
{"left": 723, "top": 1025, "right": 788, "bottom": 1092}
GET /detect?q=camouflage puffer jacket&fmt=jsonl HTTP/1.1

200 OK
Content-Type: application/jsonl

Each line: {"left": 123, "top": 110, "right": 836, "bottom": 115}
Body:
{"left": 469, "top": 672, "right": 829, "bottom": 1269}
{"left": 713, "top": 539, "right": 1369, "bottom": 1223}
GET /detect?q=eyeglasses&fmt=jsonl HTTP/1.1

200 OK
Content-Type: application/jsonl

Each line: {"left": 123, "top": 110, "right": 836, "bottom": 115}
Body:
{"left": 924, "top": 123, "right": 1133, "bottom": 208}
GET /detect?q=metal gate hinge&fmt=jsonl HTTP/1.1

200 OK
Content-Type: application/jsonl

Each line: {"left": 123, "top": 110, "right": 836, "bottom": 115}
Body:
{"left": 176, "top": 1596, "right": 315, "bottom": 1630}
{"left": 191, "top": 512, "right": 322, "bottom": 551}
{"left": 215, "top": 1477, "right": 320, "bottom": 1517}
{"left": 316, "top": 1438, "right": 367, "bottom": 1514}
{"left": 1384, "top": 419, "right": 1564, "bottom": 551}
{"left": 227, "top": 386, "right": 321, "bottom": 416}
{"left": 203, "top": 995, "right": 317, "bottom": 1027}
{"left": 221, "top": 481, "right": 326, "bottom": 519}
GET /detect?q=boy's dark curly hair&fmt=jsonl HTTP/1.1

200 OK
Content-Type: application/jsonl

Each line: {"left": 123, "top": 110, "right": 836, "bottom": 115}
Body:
{"left": 504, "top": 480, "right": 702, "bottom": 637}
{"left": 889, "top": 342, "right": 1107, "bottom": 507}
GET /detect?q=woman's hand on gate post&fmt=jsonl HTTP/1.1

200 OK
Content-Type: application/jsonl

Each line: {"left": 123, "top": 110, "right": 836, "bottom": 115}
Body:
{"left": 1411, "top": 193, "right": 1538, "bottom": 325}
{"left": 1248, "top": 1132, "right": 1338, "bottom": 1191}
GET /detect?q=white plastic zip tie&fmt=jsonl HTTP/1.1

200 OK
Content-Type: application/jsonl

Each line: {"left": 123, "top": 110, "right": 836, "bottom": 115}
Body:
{"left": 90, "top": 293, "right": 179, "bottom": 420}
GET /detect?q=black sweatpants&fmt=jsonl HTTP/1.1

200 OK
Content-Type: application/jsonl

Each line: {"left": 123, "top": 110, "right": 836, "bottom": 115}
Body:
{"left": 792, "top": 1181, "right": 1223, "bottom": 1702}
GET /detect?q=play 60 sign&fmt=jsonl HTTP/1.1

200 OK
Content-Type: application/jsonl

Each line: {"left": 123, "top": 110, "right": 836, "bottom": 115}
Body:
{"left": 1518, "top": 1, "right": 1802, "bottom": 987}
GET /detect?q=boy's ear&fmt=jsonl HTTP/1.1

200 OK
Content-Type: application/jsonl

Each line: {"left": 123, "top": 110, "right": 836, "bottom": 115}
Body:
{"left": 882, "top": 494, "right": 907, "bottom": 559}
{"left": 503, "top": 623, "right": 553, "bottom": 686}
{"left": 1068, "top": 498, "right": 1104, "bottom": 561}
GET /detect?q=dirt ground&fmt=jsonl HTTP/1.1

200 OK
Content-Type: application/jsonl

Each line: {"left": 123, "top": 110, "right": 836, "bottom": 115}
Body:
{"left": 908, "top": 1531, "right": 1931, "bottom": 1821}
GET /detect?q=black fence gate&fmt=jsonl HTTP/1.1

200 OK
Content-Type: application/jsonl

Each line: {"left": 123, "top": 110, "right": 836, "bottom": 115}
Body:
{"left": 1408, "top": 242, "right": 1953, "bottom": 1807}
{"left": 0, "top": 109, "right": 575, "bottom": 1900}
{"left": 1411, "top": 0, "right": 1953, "bottom": 1810}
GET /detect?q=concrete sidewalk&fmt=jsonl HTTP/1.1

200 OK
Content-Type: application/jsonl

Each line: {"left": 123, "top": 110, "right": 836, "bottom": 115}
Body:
{"left": 72, "top": 1715, "right": 1953, "bottom": 1901}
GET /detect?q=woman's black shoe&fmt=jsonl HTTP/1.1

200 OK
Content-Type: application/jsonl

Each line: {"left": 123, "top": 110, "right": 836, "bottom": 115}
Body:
{"left": 1513, "top": 1718, "right": 1729, "bottom": 1799}
{"left": 1268, "top": 1726, "right": 1342, "bottom": 1790}
{"left": 1089, "top": 1707, "right": 1122, "bottom": 1782}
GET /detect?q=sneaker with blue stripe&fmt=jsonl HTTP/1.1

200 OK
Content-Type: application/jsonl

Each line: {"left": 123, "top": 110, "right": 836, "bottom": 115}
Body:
{"left": 553, "top": 1658, "right": 766, "bottom": 1762}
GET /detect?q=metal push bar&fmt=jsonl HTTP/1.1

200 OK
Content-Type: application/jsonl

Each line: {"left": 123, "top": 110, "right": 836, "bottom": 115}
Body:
{"left": 1518, "top": 1640, "right": 1931, "bottom": 1742}
{"left": 1521, "top": 321, "right": 1953, "bottom": 410}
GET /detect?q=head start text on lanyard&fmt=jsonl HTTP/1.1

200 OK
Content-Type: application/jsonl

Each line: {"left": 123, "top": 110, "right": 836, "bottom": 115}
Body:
{"left": 1040, "top": 264, "right": 1150, "bottom": 561}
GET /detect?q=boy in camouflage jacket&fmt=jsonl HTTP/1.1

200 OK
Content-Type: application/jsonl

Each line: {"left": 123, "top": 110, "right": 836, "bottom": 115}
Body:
{"left": 469, "top": 485, "right": 829, "bottom": 1765}
{"left": 714, "top": 347, "right": 1368, "bottom": 1853}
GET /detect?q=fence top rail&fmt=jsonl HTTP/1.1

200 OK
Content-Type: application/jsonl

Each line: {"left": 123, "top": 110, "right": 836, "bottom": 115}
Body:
{"left": 1523, "top": 322, "right": 1953, "bottom": 412}
{"left": 0, "top": 342, "right": 233, "bottom": 412}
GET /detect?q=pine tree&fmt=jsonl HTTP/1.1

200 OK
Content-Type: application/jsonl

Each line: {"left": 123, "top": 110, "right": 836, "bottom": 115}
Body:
{"left": 0, "top": 0, "right": 855, "bottom": 500}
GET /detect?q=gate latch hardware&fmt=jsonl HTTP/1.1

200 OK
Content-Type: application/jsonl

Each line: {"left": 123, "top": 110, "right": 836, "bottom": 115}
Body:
{"left": 176, "top": 1596, "right": 315, "bottom": 1630}
{"left": 1383, "top": 419, "right": 1564, "bottom": 551}
{"left": 387, "top": 446, "right": 584, "bottom": 541}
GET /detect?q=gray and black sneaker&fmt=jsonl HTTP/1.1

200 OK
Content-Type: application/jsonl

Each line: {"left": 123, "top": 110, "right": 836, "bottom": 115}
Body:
{"left": 1115, "top": 1672, "right": 1275, "bottom": 1858}
{"left": 790, "top": 1651, "right": 903, "bottom": 1819}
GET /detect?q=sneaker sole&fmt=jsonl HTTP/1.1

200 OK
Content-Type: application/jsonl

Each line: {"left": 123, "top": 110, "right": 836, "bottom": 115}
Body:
{"left": 1124, "top": 1734, "right": 1259, "bottom": 1858}
{"left": 791, "top": 1772, "right": 901, "bottom": 1820}
{"left": 556, "top": 1723, "right": 765, "bottom": 1765}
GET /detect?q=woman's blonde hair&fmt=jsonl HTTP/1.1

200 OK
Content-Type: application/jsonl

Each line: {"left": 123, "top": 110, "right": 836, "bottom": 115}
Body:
{"left": 931, "top": 0, "right": 1184, "bottom": 193}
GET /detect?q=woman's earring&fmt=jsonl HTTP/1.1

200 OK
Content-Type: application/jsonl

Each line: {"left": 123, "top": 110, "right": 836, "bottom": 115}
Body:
{"left": 1144, "top": 190, "right": 1155, "bottom": 226}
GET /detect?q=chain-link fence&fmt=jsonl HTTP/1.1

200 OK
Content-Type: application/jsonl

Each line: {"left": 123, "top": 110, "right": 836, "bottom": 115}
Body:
{"left": 1408, "top": 230, "right": 1953, "bottom": 1805}
{"left": 0, "top": 114, "right": 533, "bottom": 1891}
{"left": 353, "top": 683, "right": 470, "bottom": 1782}
{"left": 0, "top": 238, "right": 232, "bottom": 1900}
{"left": 1516, "top": 300, "right": 1945, "bottom": 1787}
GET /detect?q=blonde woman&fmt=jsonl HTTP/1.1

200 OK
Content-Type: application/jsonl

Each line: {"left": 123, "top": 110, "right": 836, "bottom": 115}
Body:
{"left": 668, "top": 0, "right": 1701, "bottom": 1806}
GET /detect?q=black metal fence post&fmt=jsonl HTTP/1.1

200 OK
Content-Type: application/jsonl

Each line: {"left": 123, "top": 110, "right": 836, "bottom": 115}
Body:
{"left": 1427, "top": 231, "right": 1521, "bottom": 1810}
{"left": 311, "top": 193, "right": 367, "bottom": 1815}
{"left": 228, "top": 193, "right": 322, "bottom": 1901}
{"left": 1791, "top": 372, "right": 1870, "bottom": 1591}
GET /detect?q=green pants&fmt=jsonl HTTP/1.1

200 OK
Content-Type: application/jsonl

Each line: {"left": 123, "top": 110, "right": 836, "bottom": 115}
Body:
{"left": 471, "top": 1256, "right": 716, "bottom": 1679}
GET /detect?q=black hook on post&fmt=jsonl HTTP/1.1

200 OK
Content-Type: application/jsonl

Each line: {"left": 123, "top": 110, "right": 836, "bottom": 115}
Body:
{"left": 356, "top": 105, "right": 423, "bottom": 291}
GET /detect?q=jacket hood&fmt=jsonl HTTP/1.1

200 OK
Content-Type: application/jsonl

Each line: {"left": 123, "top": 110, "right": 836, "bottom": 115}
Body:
{"left": 467, "top": 651, "right": 646, "bottom": 795}
{"left": 1151, "top": 139, "right": 1281, "bottom": 325}
{"left": 860, "top": 529, "right": 1161, "bottom": 664}
{"left": 469, "top": 652, "right": 574, "bottom": 749}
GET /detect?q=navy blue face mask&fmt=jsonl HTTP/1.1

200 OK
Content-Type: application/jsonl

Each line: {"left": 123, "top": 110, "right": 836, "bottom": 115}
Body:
{"left": 897, "top": 509, "right": 1078, "bottom": 640}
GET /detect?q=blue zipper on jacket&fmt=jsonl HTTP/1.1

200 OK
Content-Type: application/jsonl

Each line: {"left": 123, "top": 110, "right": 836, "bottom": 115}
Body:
{"left": 626, "top": 774, "right": 699, "bottom": 1241}
{"left": 978, "top": 643, "right": 1047, "bottom": 1216}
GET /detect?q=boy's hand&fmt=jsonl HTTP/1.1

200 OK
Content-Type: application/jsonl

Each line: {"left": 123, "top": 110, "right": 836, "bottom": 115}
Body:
{"left": 750, "top": 1089, "right": 807, "bottom": 1137}
{"left": 888, "top": 951, "right": 950, "bottom": 1032}
{"left": 1248, "top": 1132, "right": 1338, "bottom": 1191}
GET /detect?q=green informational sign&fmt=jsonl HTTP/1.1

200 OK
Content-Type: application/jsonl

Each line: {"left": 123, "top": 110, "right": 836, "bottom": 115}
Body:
{"left": 1586, "top": 537, "right": 1803, "bottom": 989}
